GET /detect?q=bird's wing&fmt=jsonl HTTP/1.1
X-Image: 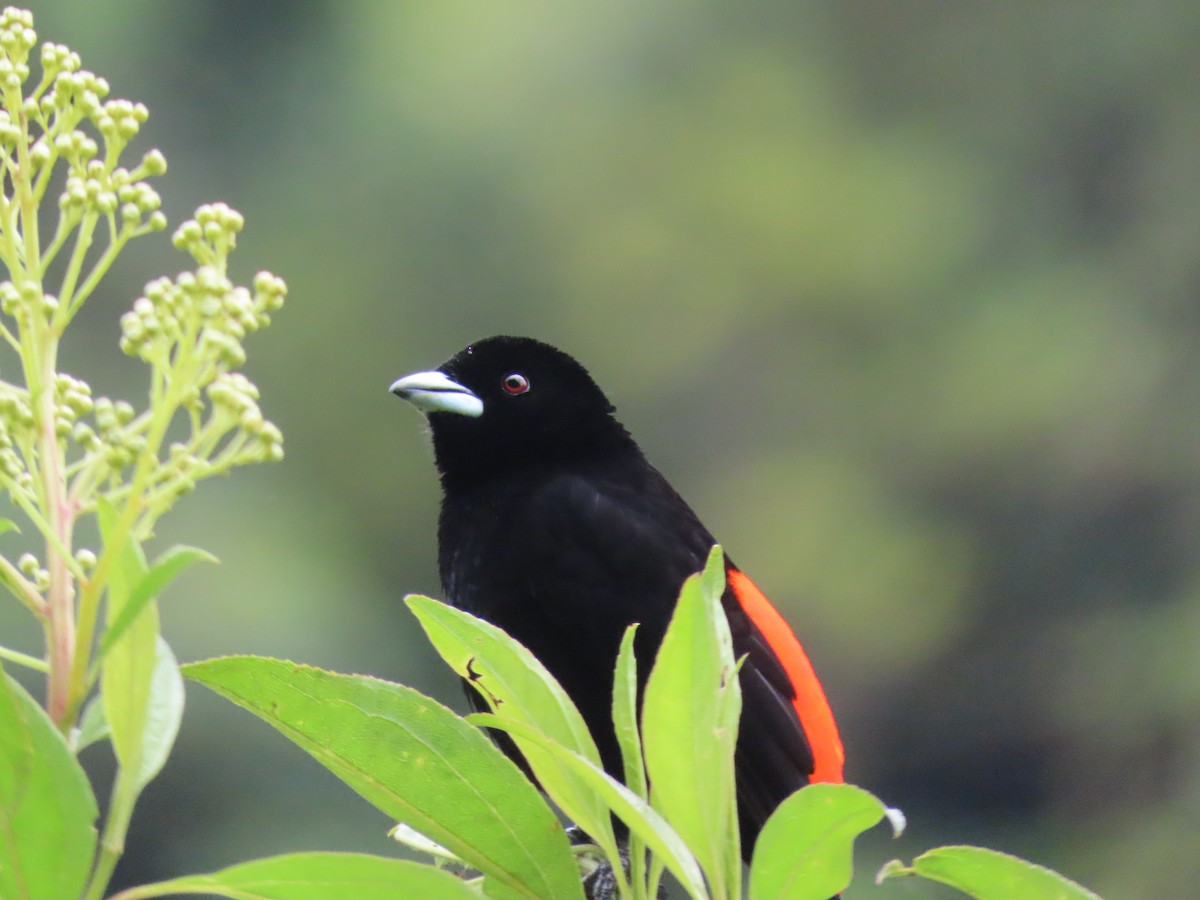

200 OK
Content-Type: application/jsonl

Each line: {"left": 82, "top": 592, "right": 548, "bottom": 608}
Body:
{"left": 726, "top": 567, "right": 844, "bottom": 784}
{"left": 516, "top": 466, "right": 716, "bottom": 639}
{"left": 723, "top": 565, "right": 845, "bottom": 845}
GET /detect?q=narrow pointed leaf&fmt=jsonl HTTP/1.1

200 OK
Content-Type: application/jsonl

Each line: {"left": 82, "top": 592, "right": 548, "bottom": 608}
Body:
{"left": 612, "top": 624, "right": 646, "bottom": 800}
{"left": 134, "top": 851, "right": 479, "bottom": 900}
{"left": 98, "top": 497, "right": 158, "bottom": 777}
{"left": 471, "top": 712, "right": 709, "bottom": 900}
{"left": 613, "top": 626, "right": 652, "bottom": 900}
{"left": 884, "top": 845, "right": 1104, "bottom": 900}
{"left": 183, "top": 656, "right": 582, "bottom": 900}
{"left": 750, "top": 783, "right": 887, "bottom": 899}
{"left": 98, "top": 544, "right": 216, "bottom": 659}
{"left": 407, "top": 594, "right": 617, "bottom": 853}
{"left": 0, "top": 669, "right": 98, "bottom": 900}
{"left": 641, "top": 545, "right": 741, "bottom": 893}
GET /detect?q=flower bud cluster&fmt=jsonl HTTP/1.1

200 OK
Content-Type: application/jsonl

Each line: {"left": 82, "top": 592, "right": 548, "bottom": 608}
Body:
{"left": 160, "top": 441, "right": 204, "bottom": 498}
{"left": 40, "top": 40, "right": 79, "bottom": 78}
{"left": 52, "top": 372, "right": 92, "bottom": 439}
{"left": 37, "top": 59, "right": 107, "bottom": 121}
{"left": 0, "top": 380, "right": 32, "bottom": 491}
{"left": 0, "top": 8, "right": 35, "bottom": 93}
{"left": 119, "top": 267, "right": 281, "bottom": 370}
{"left": 59, "top": 152, "right": 166, "bottom": 234}
{"left": 0, "top": 278, "right": 51, "bottom": 323}
{"left": 85, "top": 395, "right": 143, "bottom": 472}
{"left": 0, "top": 10, "right": 168, "bottom": 236}
{"left": 123, "top": 207, "right": 287, "bottom": 370}
{"left": 116, "top": 205, "right": 286, "bottom": 480}
{"left": 0, "top": 10, "right": 286, "bottom": 608}
{"left": 172, "top": 202, "right": 245, "bottom": 267}
{"left": 0, "top": 12, "right": 32, "bottom": 143}
{"left": 209, "top": 372, "right": 284, "bottom": 463}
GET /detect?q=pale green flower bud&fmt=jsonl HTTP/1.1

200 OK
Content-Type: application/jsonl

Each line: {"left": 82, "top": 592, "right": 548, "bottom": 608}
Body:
{"left": 17, "top": 552, "right": 38, "bottom": 576}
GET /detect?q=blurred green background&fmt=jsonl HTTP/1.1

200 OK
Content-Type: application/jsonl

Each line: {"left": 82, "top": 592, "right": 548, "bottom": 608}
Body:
{"left": 2, "top": 2, "right": 1198, "bottom": 897}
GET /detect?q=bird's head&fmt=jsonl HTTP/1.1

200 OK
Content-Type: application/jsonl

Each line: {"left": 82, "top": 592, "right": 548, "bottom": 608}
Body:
{"left": 392, "top": 335, "right": 630, "bottom": 482}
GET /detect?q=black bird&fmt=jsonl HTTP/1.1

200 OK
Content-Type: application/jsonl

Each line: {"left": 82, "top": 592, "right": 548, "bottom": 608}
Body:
{"left": 392, "top": 335, "right": 843, "bottom": 859}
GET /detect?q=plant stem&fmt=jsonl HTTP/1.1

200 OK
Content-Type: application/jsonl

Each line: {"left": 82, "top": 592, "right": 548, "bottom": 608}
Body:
{"left": 0, "top": 550, "right": 46, "bottom": 618}
{"left": 83, "top": 766, "right": 139, "bottom": 900}
{"left": 0, "top": 644, "right": 49, "bottom": 672}
{"left": 65, "top": 377, "right": 181, "bottom": 723}
{"left": 7, "top": 86, "right": 79, "bottom": 731}
{"left": 40, "top": 359, "right": 76, "bottom": 729}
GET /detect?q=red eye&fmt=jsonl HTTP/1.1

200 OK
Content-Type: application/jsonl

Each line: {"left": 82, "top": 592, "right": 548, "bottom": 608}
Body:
{"left": 502, "top": 373, "right": 530, "bottom": 395}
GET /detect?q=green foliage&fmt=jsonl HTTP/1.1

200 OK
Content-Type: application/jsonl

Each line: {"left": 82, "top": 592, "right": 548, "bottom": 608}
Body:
{"left": 407, "top": 593, "right": 621, "bottom": 882}
{"left": 110, "top": 853, "right": 482, "bottom": 900}
{"left": 0, "top": 7, "right": 285, "bottom": 898}
{"left": 640, "top": 546, "right": 741, "bottom": 898}
{"left": 750, "top": 784, "right": 892, "bottom": 900}
{"left": 878, "top": 847, "right": 1105, "bottom": 900}
{"left": 0, "top": 667, "right": 97, "bottom": 900}
{"left": 185, "top": 546, "right": 1107, "bottom": 900}
{"left": 181, "top": 656, "right": 582, "bottom": 900}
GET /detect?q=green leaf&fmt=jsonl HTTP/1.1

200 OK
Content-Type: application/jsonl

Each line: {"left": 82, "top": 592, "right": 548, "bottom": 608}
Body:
{"left": 750, "top": 783, "right": 888, "bottom": 900}
{"left": 130, "top": 636, "right": 185, "bottom": 790}
{"left": 641, "top": 545, "right": 741, "bottom": 896}
{"left": 407, "top": 594, "right": 618, "bottom": 855}
{"left": 98, "top": 544, "right": 216, "bottom": 660}
{"left": 612, "top": 625, "right": 652, "bottom": 900}
{"left": 135, "top": 851, "right": 480, "bottom": 900}
{"left": 880, "top": 845, "right": 1105, "bottom": 900}
{"left": 98, "top": 497, "right": 159, "bottom": 778}
{"left": 472, "top": 712, "right": 709, "bottom": 900}
{"left": 74, "top": 695, "right": 110, "bottom": 752}
{"left": 612, "top": 624, "right": 646, "bottom": 800}
{"left": 0, "top": 518, "right": 18, "bottom": 535}
{"left": 0, "top": 668, "right": 98, "bottom": 900}
{"left": 183, "top": 656, "right": 582, "bottom": 900}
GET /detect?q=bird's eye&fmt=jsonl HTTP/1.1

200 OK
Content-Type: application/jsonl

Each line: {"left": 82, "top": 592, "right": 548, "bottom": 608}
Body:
{"left": 502, "top": 373, "right": 530, "bottom": 395}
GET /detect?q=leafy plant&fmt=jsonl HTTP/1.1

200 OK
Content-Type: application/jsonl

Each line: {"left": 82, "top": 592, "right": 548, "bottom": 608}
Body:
{"left": 0, "top": 7, "right": 284, "bottom": 898}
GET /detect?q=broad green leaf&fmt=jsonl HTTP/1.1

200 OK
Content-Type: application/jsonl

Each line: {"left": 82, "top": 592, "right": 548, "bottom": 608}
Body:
{"left": 131, "top": 636, "right": 185, "bottom": 790}
{"left": 880, "top": 845, "right": 1104, "bottom": 900}
{"left": 183, "top": 656, "right": 582, "bottom": 900}
{"left": 407, "top": 594, "right": 618, "bottom": 855}
{"left": 0, "top": 669, "right": 98, "bottom": 900}
{"left": 98, "top": 544, "right": 216, "bottom": 659}
{"left": 0, "top": 518, "right": 18, "bottom": 535}
{"left": 750, "top": 783, "right": 887, "bottom": 900}
{"left": 98, "top": 497, "right": 159, "bottom": 778}
{"left": 135, "top": 851, "right": 479, "bottom": 900}
{"left": 472, "top": 712, "right": 709, "bottom": 900}
{"left": 641, "top": 545, "right": 741, "bottom": 895}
